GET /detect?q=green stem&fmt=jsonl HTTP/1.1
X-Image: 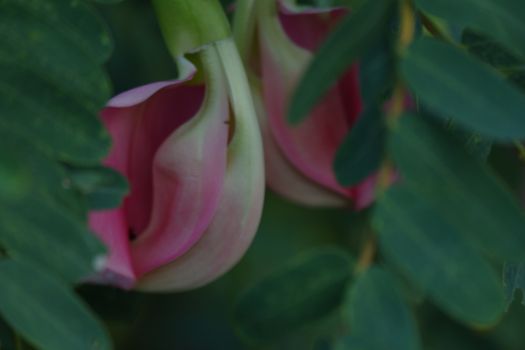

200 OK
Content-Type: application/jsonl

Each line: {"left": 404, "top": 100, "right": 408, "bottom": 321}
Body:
{"left": 152, "top": 0, "right": 231, "bottom": 57}
{"left": 232, "top": 0, "right": 258, "bottom": 62}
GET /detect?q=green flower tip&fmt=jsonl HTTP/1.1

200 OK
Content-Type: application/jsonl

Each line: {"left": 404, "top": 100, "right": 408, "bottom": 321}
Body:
{"left": 152, "top": 0, "right": 231, "bottom": 57}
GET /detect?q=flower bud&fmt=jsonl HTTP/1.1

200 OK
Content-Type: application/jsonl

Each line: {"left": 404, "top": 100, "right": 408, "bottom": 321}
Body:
{"left": 234, "top": 0, "right": 376, "bottom": 209}
{"left": 89, "top": 1, "right": 264, "bottom": 291}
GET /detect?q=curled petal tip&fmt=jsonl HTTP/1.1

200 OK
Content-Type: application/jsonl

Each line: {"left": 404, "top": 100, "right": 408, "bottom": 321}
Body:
{"left": 90, "top": 39, "right": 265, "bottom": 292}
{"left": 235, "top": 0, "right": 376, "bottom": 209}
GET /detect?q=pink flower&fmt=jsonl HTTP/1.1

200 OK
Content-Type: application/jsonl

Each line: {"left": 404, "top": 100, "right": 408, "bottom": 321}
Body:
{"left": 89, "top": 39, "right": 265, "bottom": 292}
{"left": 235, "top": 0, "right": 376, "bottom": 209}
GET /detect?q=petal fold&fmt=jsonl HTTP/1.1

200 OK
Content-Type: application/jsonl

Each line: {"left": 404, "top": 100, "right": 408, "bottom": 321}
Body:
{"left": 137, "top": 39, "right": 265, "bottom": 291}
{"left": 131, "top": 47, "right": 230, "bottom": 276}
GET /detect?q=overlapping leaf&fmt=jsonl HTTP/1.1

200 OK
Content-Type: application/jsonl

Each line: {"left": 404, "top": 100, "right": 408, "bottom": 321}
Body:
{"left": 415, "top": 0, "right": 525, "bottom": 60}
{"left": 0, "top": 0, "right": 112, "bottom": 163}
{"left": 0, "top": 261, "right": 111, "bottom": 350}
{"left": 0, "top": 0, "right": 125, "bottom": 348}
{"left": 338, "top": 267, "right": 422, "bottom": 350}
{"left": 374, "top": 185, "right": 506, "bottom": 326}
{"left": 334, "top": 107, "right": 385, "bottom": 186}
{"left": 234, "top": 247, "right": 353, "bottom": 342}
{"left": 388, "top": 115, "right": 525, "bottom": 260}
{"left": 288, "top": 0, "right": 395, "bottom": 123}
{"left": 401, "top": 38, "right": 525, "bottom": 141}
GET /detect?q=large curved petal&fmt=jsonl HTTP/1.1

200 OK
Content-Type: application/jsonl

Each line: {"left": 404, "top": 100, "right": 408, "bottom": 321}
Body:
{"left": 136, "top": 39, "right": 265, "bottom": 291}
{"left": 252, "top": 77, "right": 347, "bottom": 207}
{"left": 90, "top": 65, "right": 203, "bottom": 284}
{"left": 256, "top": 2, "right": 377, "bottom": 209}
{"left": 88, "top": 209, "right": 135, "bottom": 288}
{"left": 258, "top": 8, "right": 352, "bottom": 196}
{"left": 131, "top": 48, "right": 230, "bottom": 276}
{"left": 124, "top": 84, "right": 206, "bottom": 236}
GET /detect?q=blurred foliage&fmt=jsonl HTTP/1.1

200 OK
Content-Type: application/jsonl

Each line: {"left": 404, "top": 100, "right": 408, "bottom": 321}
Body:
{"left": 1, "top": 0, "right": 525, "bottom": 349}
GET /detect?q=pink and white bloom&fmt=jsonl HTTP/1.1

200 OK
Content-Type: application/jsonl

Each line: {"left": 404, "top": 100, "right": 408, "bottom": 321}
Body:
{"left": 234, "top": 0, "right": 376, "bottom": 209}
{"left": 89, "top": 38, "right": 265, "bottom": 292}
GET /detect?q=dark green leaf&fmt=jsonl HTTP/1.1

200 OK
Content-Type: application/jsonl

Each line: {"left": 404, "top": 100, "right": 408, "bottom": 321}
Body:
{"left": 334, "top": 107, "right": 385, "bottom": 186}
{"left": 374, "top": 185, "right": 506, "bottom": 326}
{"left": 0, "top": 129, "right": 88, "bottom": 219}
{"left": 389, "top": 114, "right": 525, "bottom": 260}
{"left": 288, "top": 0, "right": 394, "bottom": 123}
{"left": 0, "top": 0, "right": 112, "bottom": 164}
{"left": 444, "top": 121, "right": 492, "bottom": 161}
{"left": 415, "top": 0, "right": 525, "bottom": 60}
{"left": 92, "top": 0, "right": 125, "bottom": 3}
{"left": 462, "top": 30, "right": 525, "bottom": 93}
{"left": 0, "top": 131, "right": 103, "bottom": 282}
{"left": 358, "top": 24, "right": 396, "bottom": 105}
{"left": 0, "top": 260, "right": 111, "bottom": 350}
{"left": 401, "top": 37, "right": 525, "bottom": 141}
{"left": 462, "top": 29, "right": 522, "bottom": 69}
{"left": 342, "top": 267, "right": 421, "bottom": 350}
{"left": 0, "top": 197, "right": 106, "bottom": 283}
{"left": 0, "top": 317, "right": 16, "bottom": 350}
{"left": 234, "top": 247, "right": 353, "bottom": 342}
{"left": 335, "top": 336, "right": 368, "bottom": 350}
{"left": 69, "top": 166, "right": 129, "bottom": 210}
{"left": 0, "top": 148, "right": 30, "bottom": 200}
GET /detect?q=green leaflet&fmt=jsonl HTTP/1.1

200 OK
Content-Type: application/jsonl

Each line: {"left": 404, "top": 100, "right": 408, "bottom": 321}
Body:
{"left": 388, "top": 115, "right": 525, "bottom": 260}
{"left": 401, "top": 37, "right": 525, "bottom": 141}
{"left": 374, "top": 185, "right": 506, "bottom": 326}
{"left": 68, "top": 166, "right": 129, "bottom": 210}
{"left": 0, "top": 261, "right": 111, "bottom": 350}
{"left": 234, "top": 247, "right": 353, "bottom": 342}
{"left": 340, "top": 267, "right": 422, "bottom": 350}
{"left": 334, "top": 106, "right": 385, "bottom": 186}
{"left": 288, "top": 0, "right": 394, "bottom": 123}
{"left": 415, "top": 0, "right": 525, "bottom": 60}
{"left": 0, "top": 0, "right": 112, "bottom": 164}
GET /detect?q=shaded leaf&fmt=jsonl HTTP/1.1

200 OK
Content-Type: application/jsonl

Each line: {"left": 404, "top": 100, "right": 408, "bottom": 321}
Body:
{"left": 0, "top": 260, "right": 111, "bottom": 350}
{"left": 462, "top": 29, "right": 525, "bottom": 92}
{"left": 358, "top": 22, "right": 396, "bottom": 105}
{"left": 334, "top": 107, "right": 385, "bottom": 186}
{"left": 0, "top": 196, "right": 106, "bottom": 283}
{"left": 0, "top": 317, "right": 16, "bottom": 350}
{"left": 0, "top": 0, "right": 112, "bottom": 164}
{"left": 69, "top": 166, "right": 129, "bottom": 210}
{"left": 389, "top": 114, "right": 525, "bottom": 260}
{"left": 374, "top": 185, "right": 506, "bottom": 326}
{"left": 462, "top": 29, "right": 522, "bottom": 68}
{"left": 0, "top": 148, "right": 30, "bottom": 200}
{"left": 342, "top": 267, "right": 422, "bottom": 350}
{"left": 234, "top": 247, "right": 353, "bottom": 342}
{"left": 288, "top": 0, "right": 394, "bottom": 123}
{"left": 401, "top": 37, "right": 525, "bottom": 141}
{"left": 415, "top": 0, "right": 525, "bottom": 60}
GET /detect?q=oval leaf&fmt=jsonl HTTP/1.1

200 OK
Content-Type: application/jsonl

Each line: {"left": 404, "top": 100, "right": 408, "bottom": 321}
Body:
{"left": 0, "top": 260, "right": 111, "bottom": 350}
{"left": 401, "top": 37, "right": 525, "bottom": 141}
{"left": 0, "top": 197, "right": 106, "bottom": 283}
{"left": 68, "top": 166, "right": 129, "bottom": 210}
{"left": 374, "top": 185, "right": 506, "bottom": 326}
{"left": 0, "top": 0, "right": 112, "bottom": 164}
{"left": 389, "top": 115, "right": 525, "bottom": 261}
{"left": 288, "top": 0, "right": 394, "bottom": 123}
{"left": 234, "top": 247, "right": 353, "bottom": 342}
{"left": 415, "top": 0, "right": 525, "bottom": 60}
{"left": 342, "top": 267, "right": 422, "bottom": 350}
{"left": 334, "top": 107, "right": 385, "bottom": 186}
